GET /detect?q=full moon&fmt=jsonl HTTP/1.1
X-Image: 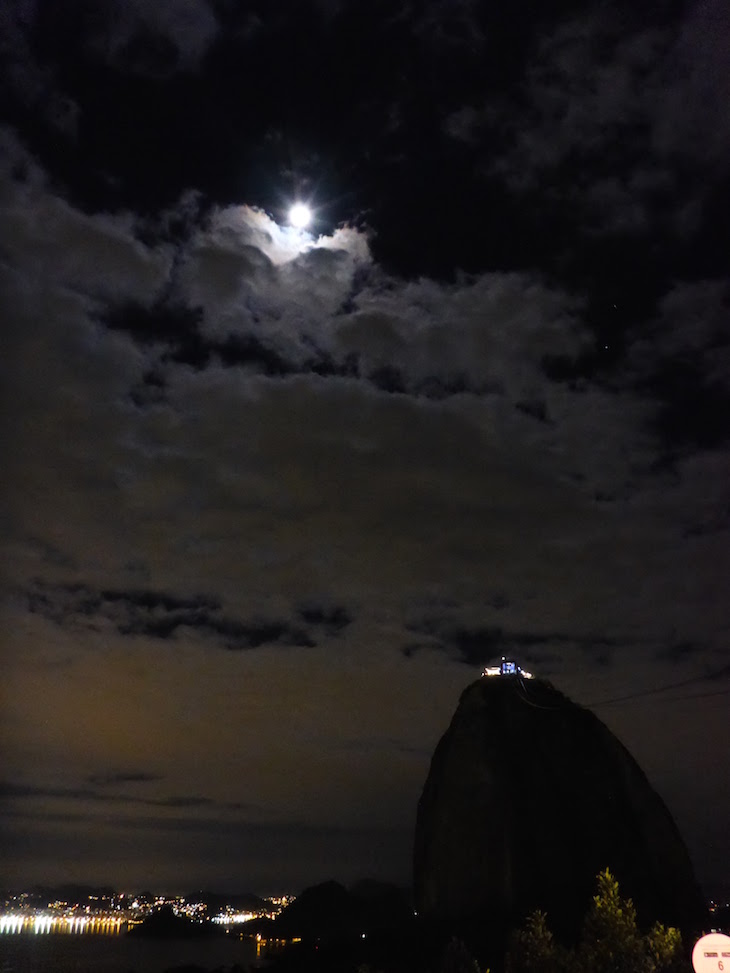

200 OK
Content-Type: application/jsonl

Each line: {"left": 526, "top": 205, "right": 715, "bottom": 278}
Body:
{"left": 289, "top": 203, "right": 311, "bottom": 228}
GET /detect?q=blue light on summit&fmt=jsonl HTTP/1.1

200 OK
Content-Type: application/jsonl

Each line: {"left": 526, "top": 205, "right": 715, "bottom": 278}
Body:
{"left": 481, "top": 657, "right": 533, "bottom": 679}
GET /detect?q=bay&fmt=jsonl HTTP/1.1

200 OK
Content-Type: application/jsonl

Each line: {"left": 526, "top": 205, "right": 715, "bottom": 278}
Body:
{"left": 0, "top": 931, "right": 257, "bottom": 973}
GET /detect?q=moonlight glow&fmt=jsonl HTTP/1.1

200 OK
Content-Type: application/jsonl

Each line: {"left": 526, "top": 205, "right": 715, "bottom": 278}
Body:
{"left": 289, "top": 203, "right": 311, "bottom": 228}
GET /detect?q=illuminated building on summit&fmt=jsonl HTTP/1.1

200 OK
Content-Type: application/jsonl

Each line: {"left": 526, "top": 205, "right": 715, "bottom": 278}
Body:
{"left": 481, "top": 657, "right": 533, "bottom": 679}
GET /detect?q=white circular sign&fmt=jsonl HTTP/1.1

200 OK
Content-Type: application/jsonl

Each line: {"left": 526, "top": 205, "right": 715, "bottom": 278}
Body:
{"left": 693, "top": 933, "right": 730, "bottom": 973}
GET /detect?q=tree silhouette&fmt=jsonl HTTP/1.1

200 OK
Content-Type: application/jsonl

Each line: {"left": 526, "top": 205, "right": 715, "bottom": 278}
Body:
{"left": 508, "top": 869, "right": 684, "bottom": 973}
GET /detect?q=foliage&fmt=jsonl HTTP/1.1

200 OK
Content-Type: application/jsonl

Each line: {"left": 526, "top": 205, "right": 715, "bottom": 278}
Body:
{"left": 578, "top": 868, "right": 646, "bottom": 973}
{"left": 509, "top": 910, "right": 569, "bottom": 973}
{"left": 507, "top": 869, "right": 684, "bottom": 973}
{"left": 645, "top": 924, "right": 684, "bottom": 973}
{"left": 440, "top": 936, "right": 484, "bottom": 973}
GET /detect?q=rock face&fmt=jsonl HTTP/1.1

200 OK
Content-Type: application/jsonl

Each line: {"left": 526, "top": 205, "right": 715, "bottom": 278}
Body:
{"left": 414, "top": 676, "right": 705, "bottom": 939}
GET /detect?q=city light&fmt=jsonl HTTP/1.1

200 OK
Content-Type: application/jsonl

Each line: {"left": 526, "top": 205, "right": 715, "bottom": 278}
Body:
{"left": 212, "top": 911, "right": 257, "bottom": 924}
{"left": 0, "top": 914, "right": 123, "bottom": 935}
{"left": 0, "top": 890, "right": 296, "bottom": 937}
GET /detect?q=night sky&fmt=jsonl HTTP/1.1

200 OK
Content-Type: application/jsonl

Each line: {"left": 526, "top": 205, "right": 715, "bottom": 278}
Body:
{"left": 1, "top": 0, "right": 729, "bottom": 896}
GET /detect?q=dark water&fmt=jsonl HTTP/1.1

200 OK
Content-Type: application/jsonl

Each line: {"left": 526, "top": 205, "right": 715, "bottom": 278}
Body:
{"left": 0, "top": 933, "right": 256, "bottom": 973}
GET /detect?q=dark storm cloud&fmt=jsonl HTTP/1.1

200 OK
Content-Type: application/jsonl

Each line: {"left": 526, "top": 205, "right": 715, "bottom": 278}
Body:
{"left": 26, "top": 581, "right": 317, "bottom": 649}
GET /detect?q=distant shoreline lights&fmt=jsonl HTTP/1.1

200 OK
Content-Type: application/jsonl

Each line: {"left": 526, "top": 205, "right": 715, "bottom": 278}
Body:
{"left": 0, "top": 915, "right": 124, "bottom": 934}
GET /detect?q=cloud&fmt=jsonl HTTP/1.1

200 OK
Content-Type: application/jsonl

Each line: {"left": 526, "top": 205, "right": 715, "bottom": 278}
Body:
{"left": 660, "top": 0, "right": 730, "bottom": 167}
{"left": 87, "top": 772, "right": 163, "bottom": 786}
{"left": 26, "top": 581, "right": 319, "bottom": 650}
{"left": 625, "top": 280, "right": 730, "bottom": 455}
{"left": 440, "top": 6, "right": 728, "bottom": 268}
{"left": 0, "top": 805, "right": 414, "bottom": 890}
{"left": 2, "top": 157, "right": 726, "bottom": 679}
{"left": 298, "top": 604, "right": 353, "bottom": 634}
{"left": 0, "top": 152, "right": 172, "bottom": 302}
{"left": 0, "top": 3, "right": 728, "bottom": 895}
{"left": 655, "top": 641, "right": 703, "bottom": 663}
{"left": 39, "top": 0, "right": 220, "bottom": 79}
{"left": 2, "top": 156, "right": 726, "bottom": 611}
{"left": 0, "top": 2, "right": 80, "bottom": 140}
{"left": 586, "top": 662, "right": 730, "bottom": 708}
{"left": 0, "top": 779, "right": 213, "bottom": 810}
{"left": 404, "top": 617, "right": 621, "bottom": 667}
